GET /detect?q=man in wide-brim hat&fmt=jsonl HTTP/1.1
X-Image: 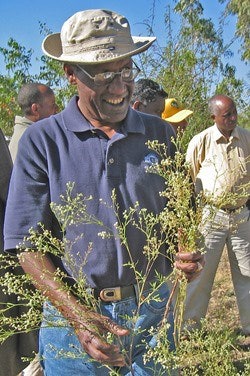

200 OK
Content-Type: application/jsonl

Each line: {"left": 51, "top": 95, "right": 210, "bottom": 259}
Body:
{"left": 5, "top": 9, "right": 204, "bottom": 375}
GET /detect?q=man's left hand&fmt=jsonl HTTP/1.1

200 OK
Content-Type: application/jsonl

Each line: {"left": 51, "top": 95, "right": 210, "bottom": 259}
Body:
{"left": 174, "top": 251, "right": 204, "bottom": 282}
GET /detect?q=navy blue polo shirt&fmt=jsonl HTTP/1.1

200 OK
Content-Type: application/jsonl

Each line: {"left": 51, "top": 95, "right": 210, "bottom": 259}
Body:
{"left": 4, "top": 96, "right": 176, "bottom": 288}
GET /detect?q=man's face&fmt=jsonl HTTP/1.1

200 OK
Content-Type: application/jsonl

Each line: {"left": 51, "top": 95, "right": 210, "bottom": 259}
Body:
{"left": 212, "top": 98, "right": 237, "bottom": 136}
{"left": 170, "top": 119, "right": 188, "bottom": 134}
{"left": 38, "top": 94, "right": 58, "bottom": 119}
{"left": 73, "top": 58, "right": 136, "bottom": 126}
{"left": 139, "top": 95, "right": 166, "bottom": 118}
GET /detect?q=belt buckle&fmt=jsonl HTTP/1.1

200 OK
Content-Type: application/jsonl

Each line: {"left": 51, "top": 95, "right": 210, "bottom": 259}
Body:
{"left": 99, "top": 287, "right": 121, "bottom": 302}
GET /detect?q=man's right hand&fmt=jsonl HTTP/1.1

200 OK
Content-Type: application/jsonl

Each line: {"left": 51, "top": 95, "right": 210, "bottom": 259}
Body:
{"left": 75, "top": 311, "right": 129, "bottom": 366}
{"left": 19, "top": 251, "right": 129, "bottom": 367}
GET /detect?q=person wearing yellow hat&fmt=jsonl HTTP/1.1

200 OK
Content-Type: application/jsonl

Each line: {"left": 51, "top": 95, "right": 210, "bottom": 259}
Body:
{"left": 162, "top": 98, "right": 193, "bottom": 134}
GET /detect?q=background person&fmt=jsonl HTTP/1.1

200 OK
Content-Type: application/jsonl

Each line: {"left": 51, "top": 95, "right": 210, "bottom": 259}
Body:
{"left": 4, "top": 9, "right": 204, "bottom": 375}
{"left": 9, "top": 81, "right": 57, "bottom": 376}
{"left": 0, "top": 130, "right": 39, "bottom": 376}
{"left": 183, "top": 94, "right": 250, "bottom": 346}
{"left": 162, "top": 98, "right": 193, "bottom": 134}
{"left": 0, "top": 128, "right": 15, "bottom": 376}
{"left": 9, "top": 82, "right": 58, "bottom": 161}
{"left": 131, "top": 78, "right": 168, "bottom": 117}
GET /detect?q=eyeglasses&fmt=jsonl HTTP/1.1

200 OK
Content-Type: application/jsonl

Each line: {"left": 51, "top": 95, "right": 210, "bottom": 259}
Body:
{"left": 76, "top": 60, "right": 141, "bottom": 86}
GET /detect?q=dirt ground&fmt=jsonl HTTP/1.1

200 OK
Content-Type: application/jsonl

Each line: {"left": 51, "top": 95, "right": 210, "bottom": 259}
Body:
{"left": 206, "top": 248, "right": 250, "bottom": 368}
{"left": 207, "top": 248, "right": 240, "bottom": 330}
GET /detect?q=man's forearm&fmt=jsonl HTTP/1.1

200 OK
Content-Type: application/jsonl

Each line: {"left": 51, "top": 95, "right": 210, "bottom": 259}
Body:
{"left": 19, "top": 250, "right": 89, "bottom": 326}
{"left": 18, "top": 250, "right": 129, "bottom": 366}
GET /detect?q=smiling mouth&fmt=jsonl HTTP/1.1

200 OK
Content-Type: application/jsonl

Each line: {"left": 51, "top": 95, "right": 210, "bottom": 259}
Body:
{"left": 105, "top": 97, "right": 124, "bottom": 105}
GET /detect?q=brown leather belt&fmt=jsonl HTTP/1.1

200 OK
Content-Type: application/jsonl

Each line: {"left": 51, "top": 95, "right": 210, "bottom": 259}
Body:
{"left": 92, "top": 281, "right": 154, "bottom": 302}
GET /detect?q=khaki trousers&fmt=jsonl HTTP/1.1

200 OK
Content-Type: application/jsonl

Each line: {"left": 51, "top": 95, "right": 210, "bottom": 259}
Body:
{"left": 17, "top": 355, "right": 43, "bottom": 376}
{"left": 184, "top": 206, "right": 250, "bottom": 334}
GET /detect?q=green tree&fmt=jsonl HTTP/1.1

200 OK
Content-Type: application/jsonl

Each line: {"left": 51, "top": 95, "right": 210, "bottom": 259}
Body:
{"left": 0, "top": 1, "right": 248, "bottom": 138}
{"left": 136, "top": 0, "right": 248, "bottom": 145}
{"left": 0, "top": 33, "right": 75, "bottom": 137}
{"left": 0, "top": 38, "right": 34, "bottom": 136}
{"left": 220, "top": 0, "right": 250, "bottom": 61}
{"left": 35, "top": 22, "right": 76, "bottom": 107}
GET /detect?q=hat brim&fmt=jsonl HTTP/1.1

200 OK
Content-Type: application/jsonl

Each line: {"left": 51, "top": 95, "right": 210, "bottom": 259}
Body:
{"left": 163, "top": 109, "right": 193, "bottom": 123}
{"left": 42, "top": 33, "right": 156, "bottom": 64}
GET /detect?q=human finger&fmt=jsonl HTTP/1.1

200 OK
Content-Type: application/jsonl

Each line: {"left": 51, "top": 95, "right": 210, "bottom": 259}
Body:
{"left": 87, "top": 313, "right": 129, "bottom": 337}
{"left": 77, "top": 329, "right": 126, "bottom": 366}
{"left": 175, "top": 251, "right": 203, "bottom": 263}
{"left": 174, "top": 258, "right": 205, "bottom": 282}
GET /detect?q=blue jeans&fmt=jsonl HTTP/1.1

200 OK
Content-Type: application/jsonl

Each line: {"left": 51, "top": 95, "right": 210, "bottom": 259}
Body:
{"left": 39, "top": 283, "right": 175, "bottom": 375}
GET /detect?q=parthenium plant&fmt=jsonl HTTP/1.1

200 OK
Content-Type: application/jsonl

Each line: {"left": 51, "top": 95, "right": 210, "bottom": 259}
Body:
{"left": 0, "top": 136, "right": 249, "bottom": 374}
{"left": 145, "top": 137, "right": 206, "bottom": 349}
{"left": 145, "top": 136, "right": 250, "bottom": 345}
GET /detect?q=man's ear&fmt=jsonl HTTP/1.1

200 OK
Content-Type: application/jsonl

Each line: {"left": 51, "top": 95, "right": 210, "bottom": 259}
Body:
{"left": 132, "top": 100, "right": 141, "bottom": 110}
{"left": 64, "top": 64, "right": 77, "bottom": 85}
{"left": 28, "top": 103, "right": 41, "bottom": 121}
{"left": 31, "top": 103, "right": 38, "bottom": 113}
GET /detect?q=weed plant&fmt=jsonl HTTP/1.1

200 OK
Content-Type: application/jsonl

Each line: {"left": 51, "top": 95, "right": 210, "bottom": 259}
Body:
{"left": 0, "top": 136, "right": 249, "bottom": 374}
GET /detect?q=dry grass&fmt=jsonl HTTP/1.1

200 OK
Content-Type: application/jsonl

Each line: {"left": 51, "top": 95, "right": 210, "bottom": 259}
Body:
{"left": 178, "top": 248, "right": 250, "bottom": 375}
{"left": 207, "top": 247, "right": 240, "bottom": 330}
{"left": 206, "top": 247, "right": 250, "bottom": 370}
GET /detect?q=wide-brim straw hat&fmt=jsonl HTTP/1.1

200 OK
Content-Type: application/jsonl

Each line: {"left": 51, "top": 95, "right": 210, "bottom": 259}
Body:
{"left": 162, "top": 98, "right": 193, "bottom": 123}
{"left": 42, "top": 9, "right": 156, "bottom": 64}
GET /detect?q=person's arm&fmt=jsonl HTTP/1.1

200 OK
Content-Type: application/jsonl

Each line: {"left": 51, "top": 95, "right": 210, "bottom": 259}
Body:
{"left": 181, "top": 138, "right": 205, "bottom": 278}
{"left": 19, "top": 250, "right": 129, "bottom": 367}
{"left": 0, "top": 129, "right": 12, "bottom": 204}
{"left": 186, "top": 137, "right": 201, "bottom": 183}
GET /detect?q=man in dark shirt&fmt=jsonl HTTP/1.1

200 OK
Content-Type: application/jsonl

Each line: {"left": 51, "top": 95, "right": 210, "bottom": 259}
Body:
{"left": 4, "top": 9, "right": 203, "bottom": 375}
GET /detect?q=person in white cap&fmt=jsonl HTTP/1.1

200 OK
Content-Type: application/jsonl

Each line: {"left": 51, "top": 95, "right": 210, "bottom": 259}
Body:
{"left": 162, "top": 98, "right": 193, "bottom": 134}
{"left": 4, "top": 9, "right": 204, "bottom": 375}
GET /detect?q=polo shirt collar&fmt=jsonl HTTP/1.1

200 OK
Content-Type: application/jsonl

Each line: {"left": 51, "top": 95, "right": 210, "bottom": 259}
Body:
{"left": 121, "top": 107, "right": 145, "bottom": 135}
{"left": 14, "top": 115, "right": 33, "bottom": 126}
{"left": 213, "top": 124, "right": 240, "bottom": 142}
{"left": 62, "top": 96, "right": 92, "bottom": 132}
{"left": 62, "top": 96, "right": 145, "bottom": 135}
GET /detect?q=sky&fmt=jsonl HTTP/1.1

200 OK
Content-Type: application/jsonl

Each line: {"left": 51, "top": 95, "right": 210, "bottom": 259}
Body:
{"left": 0, "top": 0, "right": 249, "bottom": 85}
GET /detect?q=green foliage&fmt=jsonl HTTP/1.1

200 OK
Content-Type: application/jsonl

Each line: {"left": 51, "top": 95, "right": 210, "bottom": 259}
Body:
{"left": 0, "top": 32, "right": 74, "bottom": 136}
{"left": 0, "top": 38, "right": 34, "bottom": 136}
{"left": 0, "top": 38, "right": 33, "bottom": 81}
{"left": 220, "top": 0, "right": 250, "bottom": 61}
{"left": 146, "top": 138, "right": 205, "bottom": 255}
{"left": 215, "top": 64, "right": 245, "bottom": 100}
{"left": 1, "top": 139, "right": 250, "bottom": 372}
{"left": 178, "top": 324, "right": 241, "bottom": 375}
{"left": 136, "top": 0, "right": 249, "bottom": 142}
{"left": 0, "top": 75, "right": 20, "bottom": 136}
{"left": 0, "top": 1, "right": 249, "bottom": 139}
{"left": 239, "top": 105, "right": 250, "bottom": 130}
